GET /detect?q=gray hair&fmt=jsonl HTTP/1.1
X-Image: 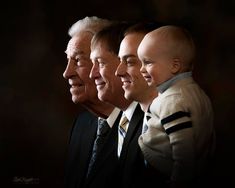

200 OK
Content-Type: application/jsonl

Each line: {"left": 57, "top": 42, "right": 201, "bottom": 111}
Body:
{"left": 68, "top": 16, "right": 111, "bottom": 37}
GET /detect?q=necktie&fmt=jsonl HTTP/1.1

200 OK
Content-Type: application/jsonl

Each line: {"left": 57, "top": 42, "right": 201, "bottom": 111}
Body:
{"left": 142, "top": 114, "right": 151, "bottom": 134}
{"left": 87, "top": 118, "right": 110, "bottom": 177}
{"left": 118, "top": 114, "right": 129, "bottom": 157}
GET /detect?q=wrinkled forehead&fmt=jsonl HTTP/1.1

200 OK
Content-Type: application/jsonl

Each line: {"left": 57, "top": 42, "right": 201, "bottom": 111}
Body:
{"left": 66, "top": 34, "right": 92, "bottom": 56}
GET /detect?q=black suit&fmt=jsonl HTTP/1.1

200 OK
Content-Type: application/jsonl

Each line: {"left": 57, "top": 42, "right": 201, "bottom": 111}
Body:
{"left": 118, "top": 104, "right": 145, "bottom": 188}
{"left": 65, "top": 110, "right": 122, "bottom": 188}
{"left": 119, "top": 104, "right": 168, "bottom": 188}
{"left": 64, "top": 110, "right": 97, "bottom": 188}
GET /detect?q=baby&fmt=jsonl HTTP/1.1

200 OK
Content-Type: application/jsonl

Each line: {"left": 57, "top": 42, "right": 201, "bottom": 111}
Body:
{"left": 137, "top": 25, "right": 215, "bottom": 186}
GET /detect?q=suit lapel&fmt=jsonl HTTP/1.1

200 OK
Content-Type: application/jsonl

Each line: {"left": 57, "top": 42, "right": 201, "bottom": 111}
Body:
{"left": 119, "top": 104, "right": 144, "bottom": 160}
{"left": 76, "top": 116, "right": 98, "bottom": 187}
{"left": 86, "top": 111, "right": 122, "bottom": 182}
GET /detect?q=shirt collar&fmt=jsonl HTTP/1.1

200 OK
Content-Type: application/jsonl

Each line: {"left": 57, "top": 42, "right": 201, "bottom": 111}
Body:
{"left": 122, "top": 101, "right": 138, "bottom": 121}
{"left": 104, "top": 107, "right": 121, "bottom": 128}
{"left": 157, "top": 71, "right": 192, "bottom": 93}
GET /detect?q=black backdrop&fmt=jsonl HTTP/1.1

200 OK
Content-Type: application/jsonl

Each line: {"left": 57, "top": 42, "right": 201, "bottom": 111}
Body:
{"left": 1, "top": 0, "right": 235, "bottom": 187}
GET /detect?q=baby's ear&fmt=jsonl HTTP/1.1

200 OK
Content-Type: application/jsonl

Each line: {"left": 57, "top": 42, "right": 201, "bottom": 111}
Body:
{"left": 171, "top": 58, "right": 181, "bottom": 74}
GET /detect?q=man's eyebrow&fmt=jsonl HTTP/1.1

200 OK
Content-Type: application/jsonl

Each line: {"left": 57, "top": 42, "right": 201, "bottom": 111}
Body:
{"left": 64, "top": 49, "right": 85, "bottom": 55}
{"left": 120, "top": 54, "right": 137, "bottom": 60}
{"left": 95, "top": 57, "right": 105, "bottom": 61}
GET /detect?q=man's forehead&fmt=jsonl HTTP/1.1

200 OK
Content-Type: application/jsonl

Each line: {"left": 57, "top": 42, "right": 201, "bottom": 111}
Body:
{"left": 119, "top": 45, "right": 138, "bottom": 60}
{"left": 65, "top": 45, "right": 85, "bottom": 56}
{"left": 66, "top": 38, "right": 89, "bottom": 54}
{"left": 90, "top": 48, "right": 103, "bottom": 60}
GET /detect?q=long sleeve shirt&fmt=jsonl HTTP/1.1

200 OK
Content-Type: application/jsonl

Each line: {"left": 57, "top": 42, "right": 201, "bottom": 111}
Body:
{"left": 138, "top": 75, "right": 215, "bottom": 182}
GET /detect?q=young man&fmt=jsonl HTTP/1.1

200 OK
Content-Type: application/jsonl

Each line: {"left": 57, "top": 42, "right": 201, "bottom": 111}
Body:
{"left": 115, "top": 22, "right": 169, "bottom": 188}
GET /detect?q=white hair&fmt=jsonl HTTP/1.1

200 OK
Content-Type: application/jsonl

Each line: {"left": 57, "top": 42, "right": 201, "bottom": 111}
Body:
{"left": 68, "top": 16, "right": 111, "bottom": 37}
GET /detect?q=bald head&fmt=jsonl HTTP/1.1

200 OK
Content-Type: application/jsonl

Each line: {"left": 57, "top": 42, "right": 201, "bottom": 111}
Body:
{"left": 138, "top": 25, "right": 195, "bottom": 72}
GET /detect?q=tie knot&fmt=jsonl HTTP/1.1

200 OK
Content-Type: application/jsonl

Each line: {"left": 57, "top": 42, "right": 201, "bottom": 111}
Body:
{"left": 119, "top": 115, "right": 129, "bottom": 130}
{"left": 97, "top": 118, "right": 110, "bottom": 136}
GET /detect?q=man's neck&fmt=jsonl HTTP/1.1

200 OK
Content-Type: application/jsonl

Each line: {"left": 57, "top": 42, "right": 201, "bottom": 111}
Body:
{"left": 83, "top": 99, "right": 114, "bottom": 118}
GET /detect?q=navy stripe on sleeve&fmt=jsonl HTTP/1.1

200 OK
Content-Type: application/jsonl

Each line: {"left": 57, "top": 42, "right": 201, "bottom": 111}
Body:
{"left": 165, "top": 121, "right": 192, "bottom": 135}
{"left": 161, "top": 111, "right": 190, "bottom": 125}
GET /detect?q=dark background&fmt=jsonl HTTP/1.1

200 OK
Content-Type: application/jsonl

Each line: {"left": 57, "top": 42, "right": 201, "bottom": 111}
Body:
{"left": 1, "top": 0, "right": 234, "bottom": 187}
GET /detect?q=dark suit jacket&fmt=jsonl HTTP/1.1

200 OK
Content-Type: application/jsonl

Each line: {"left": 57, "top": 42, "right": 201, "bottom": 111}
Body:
{"left": 64, "top": 110, "right": 98, "bottom": 188}
{"left": 65, "top": 110, "right": 122, "bottom": 188}
{"left": 118, "top": 104, "right": 168, "bottom": 188}
{"left": 84, "top": 110, "right": 122, "bottom": 188}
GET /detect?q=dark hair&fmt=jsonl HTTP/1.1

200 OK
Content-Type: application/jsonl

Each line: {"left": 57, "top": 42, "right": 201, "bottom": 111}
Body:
{"left": 124, "top": 21, "right": 166, "bottom": 37}
{"left": 91, "top": 21, "right": 131, "bottom": 55}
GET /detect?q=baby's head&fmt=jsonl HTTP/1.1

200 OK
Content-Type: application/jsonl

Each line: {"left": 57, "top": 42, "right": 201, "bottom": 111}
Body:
{"left": 138, "top": 25, "right": 195, "bottom": 87}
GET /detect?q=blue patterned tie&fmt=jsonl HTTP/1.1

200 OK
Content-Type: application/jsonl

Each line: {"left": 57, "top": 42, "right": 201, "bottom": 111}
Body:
{"left": 87, "top": 118, "right": 110, "bottom": 177}
{"left": 142, "top": 114, "right": 151, "bottom": 134}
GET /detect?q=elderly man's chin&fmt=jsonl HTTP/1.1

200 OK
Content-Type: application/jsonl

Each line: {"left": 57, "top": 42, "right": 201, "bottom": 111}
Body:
{"left": 72, "top": 94, "right": 87, "bottom": 104}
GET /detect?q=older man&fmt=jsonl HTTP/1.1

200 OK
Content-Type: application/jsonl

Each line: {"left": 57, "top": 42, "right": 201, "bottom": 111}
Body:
{"left": 63, "top": 16, "right": 122, "bottom": 188}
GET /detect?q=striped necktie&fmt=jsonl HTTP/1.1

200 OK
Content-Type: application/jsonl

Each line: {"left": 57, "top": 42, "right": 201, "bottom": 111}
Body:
{"left": 87, "top": 118, "right": 110, "bottom": 177}
{"left": 118, "top": 114, "right": 129, "bottom": 157}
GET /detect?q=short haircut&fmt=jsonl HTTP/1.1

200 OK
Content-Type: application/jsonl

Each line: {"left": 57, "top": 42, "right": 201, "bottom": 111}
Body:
{"left": 124, "top": 21, "right": 164, "bottom": 36}
{"left": 68, "top": 16, "right": 111, "bottom": 37}
{"left": 91, "top": 21, "right": 131, "bottom": 55}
